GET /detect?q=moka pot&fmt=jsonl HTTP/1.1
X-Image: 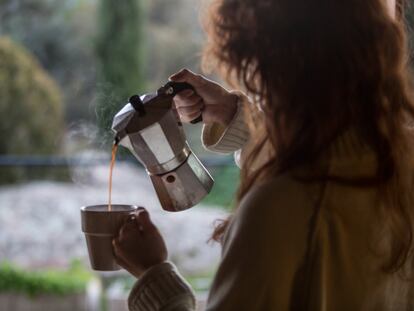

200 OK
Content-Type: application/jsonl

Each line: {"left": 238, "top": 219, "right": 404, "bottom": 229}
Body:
{"left": 111, "top": 81, "right": 214, "bottom": 212}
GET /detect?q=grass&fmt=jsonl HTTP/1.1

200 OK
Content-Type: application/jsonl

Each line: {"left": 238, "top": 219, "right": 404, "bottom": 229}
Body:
{"left": 0, "top": 259, "right": 94, "bottom": 297}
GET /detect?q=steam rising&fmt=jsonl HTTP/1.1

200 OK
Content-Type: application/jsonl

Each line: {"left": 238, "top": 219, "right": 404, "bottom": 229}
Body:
{"left": 65, "top": 121, "right": 110, "bottom": 186}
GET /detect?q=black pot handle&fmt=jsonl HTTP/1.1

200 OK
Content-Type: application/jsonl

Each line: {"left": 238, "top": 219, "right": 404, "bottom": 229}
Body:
{"left": 164, "top": 81, "right": 194, "bottom": 95}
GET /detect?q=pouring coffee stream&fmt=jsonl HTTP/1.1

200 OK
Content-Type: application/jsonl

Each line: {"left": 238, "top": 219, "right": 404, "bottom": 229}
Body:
{"left": 108, "top": 143, "right": 118, "bottom": 212}
{"left": 110, "top": 81, "right": 213, "bottom": 212}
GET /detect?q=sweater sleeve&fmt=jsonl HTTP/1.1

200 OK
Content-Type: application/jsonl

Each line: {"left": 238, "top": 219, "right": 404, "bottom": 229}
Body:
{"left": 128, "top": 262, "right": 196, "bottom": 311}
{"left": 201, "top": 91, "right": 250, "bottom": 154}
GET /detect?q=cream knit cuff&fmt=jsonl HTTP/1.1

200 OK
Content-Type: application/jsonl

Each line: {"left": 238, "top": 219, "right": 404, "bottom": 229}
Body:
{"left": 128, "top": 262, "right": 196, "bottom": 311}
{"left": 201, "top": 91, "right": 250, "bottom": 154}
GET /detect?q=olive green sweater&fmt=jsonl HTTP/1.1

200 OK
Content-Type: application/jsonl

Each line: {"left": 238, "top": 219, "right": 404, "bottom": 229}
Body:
{"left": 127, "top": 98, "right": 414, "bottom": 310}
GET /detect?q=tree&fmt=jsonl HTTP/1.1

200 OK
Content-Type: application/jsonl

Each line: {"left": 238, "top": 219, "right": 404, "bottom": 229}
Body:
{"left": 0, "top": 37, "right": 64, "bottom": 183}
{"left": 95, "top": 0, "right": 146, "bottom": 138}
{"left": 0, "top": 0, "right": 98, "bottom": 122}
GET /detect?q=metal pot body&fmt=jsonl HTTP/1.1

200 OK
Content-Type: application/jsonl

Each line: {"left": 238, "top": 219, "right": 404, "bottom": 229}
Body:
{"left": 150, "top": 152, "right": 214, "bottom": 212}
{"left": 125, "top": 110, "right": 188, "bottom": 175}
{"left": 112, "top": 101, "right": 214, "bottom": 211}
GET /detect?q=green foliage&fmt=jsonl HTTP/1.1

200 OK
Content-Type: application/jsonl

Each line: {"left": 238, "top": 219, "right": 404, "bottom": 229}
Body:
{"left": 0, "top": 0, "right": 98, "bottom": 122}
{"left": 0, "top": 260, "right": 93, "bottom": 298}
{"left": 95, "top": 0, "right": 146, "bottom": 138}
{"left": 186, "top": 273, "right": 214, "bottom": 293}
{"left": 0, "top": 37, "right": 65, "bottom": 183}
{"left": 202, "top": 165, "right": 240, "bottom": 209}
{"left": 0, "top": 0, "right": 205, "bottom": 125}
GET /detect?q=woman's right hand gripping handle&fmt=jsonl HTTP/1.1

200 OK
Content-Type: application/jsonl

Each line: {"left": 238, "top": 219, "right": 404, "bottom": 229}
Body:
{"left": 170, "top": 69, "right": 239, "bottom": 126}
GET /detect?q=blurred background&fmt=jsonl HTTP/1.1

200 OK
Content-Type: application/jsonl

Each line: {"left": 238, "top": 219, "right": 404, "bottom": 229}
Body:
{"left": 0, "top": 0, "right": 413, "bottom": 310}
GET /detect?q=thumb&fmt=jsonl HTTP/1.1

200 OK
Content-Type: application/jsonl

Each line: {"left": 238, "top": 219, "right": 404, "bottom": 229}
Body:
{"left": 169, "top": 69, "right": 206, "bottom": 89}
{"left": 136, "top": 208, "right": 156, "bottom": 231}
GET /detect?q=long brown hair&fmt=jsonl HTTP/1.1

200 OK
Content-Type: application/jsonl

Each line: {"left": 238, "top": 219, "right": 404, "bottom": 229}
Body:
{"left": 204, "top": 0, "right": 414, "bottom": 272}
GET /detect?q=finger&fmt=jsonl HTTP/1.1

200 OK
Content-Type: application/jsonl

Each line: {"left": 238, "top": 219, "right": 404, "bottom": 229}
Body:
{"left": 169, "top": 69, "right": 206, "bottom": 88}
{"left": 112, "top": 239, "right": 133, "bottom": 270}
{"left": 177, "top": 109, "right": 202, "bottom": 123}
{"left": 112, "top": 236, "right": 136, "bottom": 264}
{"left": 112, "top": 238, "right": 121, "bottom": 254}
{"left": 112, "top": 238, "right": 124, "bottom": 259}
{"left": 135, "top": 207, "right": 146, "bottom": 230}
{"left": 137, "top": 209, "right": 157, "bottom": 232}
{"left": 119, "top": 218, "right": 139, "bottom": 241}
{"left": 174, "top": 93, "right": 202, "bottom": 107}
{"left": 114, "top": 251, "right": 129, "bottom": 269}
{"left": 174, "top": 98, "right": 203, "bottom": 112}
{"left": 175, "top": 89, "right": 194, "bottom": 98}
{"left": 176, "top": 105, "right": 203, "bottom": 117}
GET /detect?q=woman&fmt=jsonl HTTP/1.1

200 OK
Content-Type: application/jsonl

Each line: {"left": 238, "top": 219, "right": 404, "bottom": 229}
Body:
{"left": 113, "top": 0, "right": 414, "bottom": 309}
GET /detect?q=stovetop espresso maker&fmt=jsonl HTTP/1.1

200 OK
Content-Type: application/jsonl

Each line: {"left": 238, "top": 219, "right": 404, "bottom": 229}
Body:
{"left": 111, "top": 81, "right": 214, "bottom": 212}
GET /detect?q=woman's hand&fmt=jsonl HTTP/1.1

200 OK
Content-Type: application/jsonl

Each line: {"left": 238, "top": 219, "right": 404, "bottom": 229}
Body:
{"left": 112, "top": 208, "right": 167, "bottom": 279}
{"left": 170, "top": 69, "right": 239, "bottom": 126}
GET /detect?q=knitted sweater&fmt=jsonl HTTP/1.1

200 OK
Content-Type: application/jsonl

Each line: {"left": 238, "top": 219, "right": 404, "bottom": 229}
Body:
{"left": 128, "top": 97, "right": 414, "bottom": 310}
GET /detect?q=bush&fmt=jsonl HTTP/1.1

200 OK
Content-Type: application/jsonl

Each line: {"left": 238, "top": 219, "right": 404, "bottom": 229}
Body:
{"left": 0, "top": 37, "right": 64, "bottom": 183}
{"left": 0, "top": 260, "right": 93, "bottom": 298}
{"left": 0, "top": 0, "right": 98, "bottom": 122}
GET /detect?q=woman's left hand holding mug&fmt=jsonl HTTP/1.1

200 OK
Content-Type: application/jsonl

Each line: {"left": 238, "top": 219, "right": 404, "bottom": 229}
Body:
{"left": 112, "top": 207, "right": 168, "bottom": 278}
